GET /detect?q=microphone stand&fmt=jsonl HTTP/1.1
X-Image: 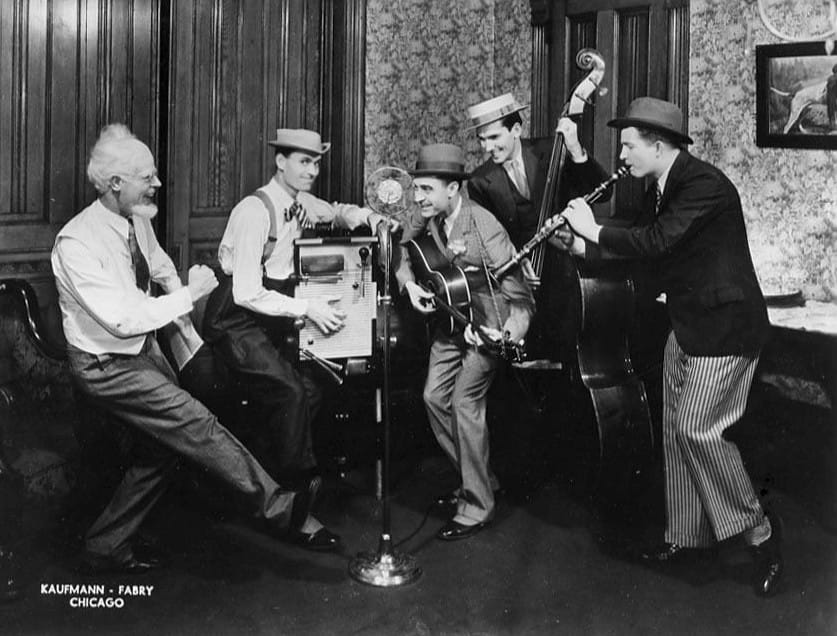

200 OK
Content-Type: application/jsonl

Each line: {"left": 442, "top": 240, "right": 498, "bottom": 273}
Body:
{"left": 348, "top": 221, "right": 422, "bottom": 587}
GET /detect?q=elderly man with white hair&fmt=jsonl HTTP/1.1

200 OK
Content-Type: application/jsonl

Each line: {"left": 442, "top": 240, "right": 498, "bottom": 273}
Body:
{"left": 51, "top": 123, "right": 319, "bottom": 574}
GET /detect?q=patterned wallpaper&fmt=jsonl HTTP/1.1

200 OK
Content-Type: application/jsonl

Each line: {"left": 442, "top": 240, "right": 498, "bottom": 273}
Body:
{"left": 365, "top": 0, "right": 531, "bottom": 177}
{"left": 690, "top": 0, "right": 837, "bottom": 301}
{"left": 366, "top": 0, "right": 836, "bottom": 300}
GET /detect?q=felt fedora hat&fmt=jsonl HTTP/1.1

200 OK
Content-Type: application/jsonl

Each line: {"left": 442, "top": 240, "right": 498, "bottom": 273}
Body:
{"left": 267, "top": 128, "right": 331, "bottom": 154}
{"left": 607, "top": 97, "right": 693, "bottom": 144}
{"left": 409, "top": 143, "right": 470, "bottom": 179}
{"left": 465, "top": 93, "right": 529, "bottom": 130}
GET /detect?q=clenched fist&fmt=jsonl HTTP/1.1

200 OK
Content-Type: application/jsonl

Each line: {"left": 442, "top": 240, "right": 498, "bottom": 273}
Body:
{"left": 187, "top": 265, "right": 218, "bottom": 301}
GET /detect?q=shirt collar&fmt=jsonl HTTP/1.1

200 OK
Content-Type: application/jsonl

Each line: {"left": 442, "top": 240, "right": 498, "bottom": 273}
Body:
{"left": 444, "top": 195, "right": 463, "bottom": 230}
{"left": 92, "top": 199, "right": 132, "bottom": 235}
{"left": 656, "top": 150, "right": 680, "bottom": 194}
{"left": 504, "top": 141, "right": 524, "bottom": 168}
{"left": 268, "top": 175, "right": 298, "bottom": 209}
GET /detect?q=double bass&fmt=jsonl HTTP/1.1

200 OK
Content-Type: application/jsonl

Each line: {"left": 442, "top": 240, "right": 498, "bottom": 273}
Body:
{"left": 536, "top": 50, "right": 655, "bottom": 488}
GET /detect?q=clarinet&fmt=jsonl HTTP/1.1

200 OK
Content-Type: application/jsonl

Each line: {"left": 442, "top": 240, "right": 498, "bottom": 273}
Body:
{"left": 494, "top": 166, "right": 629, "bottom": 279}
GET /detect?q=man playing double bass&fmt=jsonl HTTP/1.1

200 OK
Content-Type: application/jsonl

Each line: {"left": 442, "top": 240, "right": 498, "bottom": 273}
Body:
{"left": 395, "top": 144, "right": 535, "bottom": 541}
{"left": 465, "top": 93, "right": 609, "bottom": 361}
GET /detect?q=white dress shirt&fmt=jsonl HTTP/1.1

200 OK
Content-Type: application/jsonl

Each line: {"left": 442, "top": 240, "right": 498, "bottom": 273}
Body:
{"left": 656, "top": 152, "right": 678, "bottom": 196}
{"left": 216, "top": 177, "right": 375, "bottom": 318}
{"left": 52, "top": 199, "right": 192, "bottom": 355}
{"left": 442, "top": 196, "right": 463, "bottom": 240}
{"left": 502, "top": 150, "right": 528, "bottom": 196}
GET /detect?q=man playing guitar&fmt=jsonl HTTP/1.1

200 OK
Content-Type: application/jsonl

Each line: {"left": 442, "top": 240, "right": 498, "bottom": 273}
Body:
{"left": 395, "top": 143, "right": 535, "bottom": 541}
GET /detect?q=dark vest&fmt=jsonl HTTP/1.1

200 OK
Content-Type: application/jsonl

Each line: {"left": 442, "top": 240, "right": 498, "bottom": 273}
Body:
{"left": 504, "top": 171, "right": 538, "bottom": 250}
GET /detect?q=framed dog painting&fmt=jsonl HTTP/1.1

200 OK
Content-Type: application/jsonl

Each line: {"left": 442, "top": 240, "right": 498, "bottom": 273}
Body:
{"left": 756, "top": 42, "right": 837, "bottom": 149}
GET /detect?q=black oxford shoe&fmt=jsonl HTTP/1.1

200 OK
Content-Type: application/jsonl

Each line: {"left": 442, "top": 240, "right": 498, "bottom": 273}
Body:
{"left": 286, "top": 527, "right": 341, "bottom": 552}
{"left": 434, "top": 491, "right": 459, "bottom": 509}
{"left": 641, "top": 542, "right": 715, "bottom": 563}
{"left": 642, "top": 542, "right": 686, "bottom": 561}
{"left": 751, "top": 511, "right": 784, "bottom": 597}
{"left": 77, "top": 553, "right": 163, "bottom": 575}
{"left": 436, "top": 520, "right": 487, "bottom": 541}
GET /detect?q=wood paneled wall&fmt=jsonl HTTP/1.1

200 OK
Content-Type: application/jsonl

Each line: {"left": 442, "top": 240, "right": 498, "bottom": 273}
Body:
{"left": 0, "top": 0, "right": 163, "bottom": 338}
{"left": 0, "top": 0, "right": 162, "bottom": 261}
{"left": 0, "top": 0, "right": 365, "bottom": 338}
{"left": 168, "top": 0, "right": 367, "bottom": 272}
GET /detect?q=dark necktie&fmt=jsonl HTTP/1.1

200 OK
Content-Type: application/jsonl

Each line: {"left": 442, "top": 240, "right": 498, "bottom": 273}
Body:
{"left": 434, "top": 216, "right": 448, "bottom": 246}
{"left": 127, "top": 218, "right": 151, "bottom": 292}
{"left": 284, "top": 200, "right": 310, "bottom": 228}
{"left": 654, "top": 182, "right": 663, "bottom": 216}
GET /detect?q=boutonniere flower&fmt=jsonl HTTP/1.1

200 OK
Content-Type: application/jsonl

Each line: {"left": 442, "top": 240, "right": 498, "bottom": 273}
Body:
{"left": 448, "top": 239, "right": 467, "bottom": 256}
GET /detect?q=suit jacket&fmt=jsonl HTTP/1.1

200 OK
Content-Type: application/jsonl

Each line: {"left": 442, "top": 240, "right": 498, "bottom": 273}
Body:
{"left": 395, "top": 198, "right": 535, "bottom": 341}
{"left": 467, "top": 137, "right": 610, "bottom": 247}
{"left": 589, "top": 151, "right": 769, "bottom": 357}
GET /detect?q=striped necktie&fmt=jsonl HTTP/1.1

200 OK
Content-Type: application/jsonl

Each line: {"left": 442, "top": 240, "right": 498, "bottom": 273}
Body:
{"left": 654, "top": 182, "right": 663, "bottom": 216}
{"left": 285, "top": 200, "right": 310, "bottom": 228}
{"left": 127, "top": 218, "right": 150, "bottom": 292}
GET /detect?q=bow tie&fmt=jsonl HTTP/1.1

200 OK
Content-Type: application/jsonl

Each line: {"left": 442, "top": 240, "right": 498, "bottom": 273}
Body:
{"left": 284, "top": 200, "right": 310, "bottom": 227}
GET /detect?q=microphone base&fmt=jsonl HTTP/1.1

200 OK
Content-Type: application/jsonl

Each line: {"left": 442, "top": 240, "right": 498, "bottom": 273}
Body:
{"left": 348, "top": 535, "right": 422, "bottom": 587}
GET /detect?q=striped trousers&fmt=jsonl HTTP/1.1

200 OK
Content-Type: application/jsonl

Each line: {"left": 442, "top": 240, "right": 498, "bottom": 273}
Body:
{"left": 662, "top": 332, "right": 764, "bottom": 547}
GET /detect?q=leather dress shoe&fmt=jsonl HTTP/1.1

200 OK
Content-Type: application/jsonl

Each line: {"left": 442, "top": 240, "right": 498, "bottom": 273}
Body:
{"left": 77, "top": 552, "right": 163, "bottom": 575}
{"left": 289, "top": 475, "right": 322, "bottom": 532}
{"left": 641, "top": 542, "right": 715, "bottom": 562}
{"left": 434, "top": 491, "right": 460, "bottom": 509}
{"left": 132, "top": 536, "right": 170, "bottom": 568}
{"left": 750, "top": 511, "right": 784, "bottom": 597}
{"left": 642, "top": 542, "right": 686, "bottom": 561}
{"left": 285, "top": 527, "right": 342, "bottom": 552}
{"left": 436, "top": 520, "right": 487, "bottom": 541}
{"left": 434, "top": 488, "right": 503, "bottom": 509}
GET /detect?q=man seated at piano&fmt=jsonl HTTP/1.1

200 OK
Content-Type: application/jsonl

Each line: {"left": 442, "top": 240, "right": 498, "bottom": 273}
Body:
{"left": 395, "top": 143, "right": 535, "bottom": 541}
{"left": 201, "top": 128, "right": 389, "bottom": 552}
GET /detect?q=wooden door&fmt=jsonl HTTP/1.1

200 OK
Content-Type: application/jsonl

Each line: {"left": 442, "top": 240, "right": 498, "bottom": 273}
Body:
{"left": 165, "top": 0, "right": 366, "bottom": 274}
{"left": 532, "top": 0, "right": 689, "bottom": 217}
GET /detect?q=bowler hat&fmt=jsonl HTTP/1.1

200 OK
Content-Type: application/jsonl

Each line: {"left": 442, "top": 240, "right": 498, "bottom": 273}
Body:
{"left": 267, "top": 128, "right": 331, "bottom": 154}
{"left": 409, "top": 144, "right": 470, "bottom": 179}
{"left": 607, "top": 97, "right": 693, "bottom": 144}
{"left": 465, "top": 94, "right": 529, "bottom": 130}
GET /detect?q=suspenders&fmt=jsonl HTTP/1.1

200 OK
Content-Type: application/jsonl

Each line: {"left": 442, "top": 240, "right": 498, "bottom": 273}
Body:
{"left": 251, "top": 189, "right": 278, "bottom": 265}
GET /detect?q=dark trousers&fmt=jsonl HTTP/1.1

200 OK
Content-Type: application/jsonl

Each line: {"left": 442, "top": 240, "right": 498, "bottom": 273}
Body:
{"left": 203, "top": 274, "right": 320, "bottom": 483}
{"left": 67, "top": 336, "right": 294, "bottom": 560}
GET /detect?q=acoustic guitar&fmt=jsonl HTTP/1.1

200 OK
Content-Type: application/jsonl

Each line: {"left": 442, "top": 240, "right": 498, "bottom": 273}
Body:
{"left": 406, "top": 233, "right": 523, "bottom": 361}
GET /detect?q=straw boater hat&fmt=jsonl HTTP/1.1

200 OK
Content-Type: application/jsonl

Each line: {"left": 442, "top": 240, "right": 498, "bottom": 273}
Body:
{"left": 465, "top": 94, "right": 529, "bottom": 130}
{"left": 267, "top": 128, "right": 331, "bottom": 154}
{"left": 607, "top": 97, "right": 693, "bottom": 144}
{"left": 409, "top": 144, "right": 470, "bottom": 180}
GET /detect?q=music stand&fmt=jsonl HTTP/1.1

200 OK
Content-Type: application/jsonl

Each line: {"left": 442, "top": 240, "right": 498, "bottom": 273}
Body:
{"left": 348, "top": 167, "right": 422, "bottom": 587}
